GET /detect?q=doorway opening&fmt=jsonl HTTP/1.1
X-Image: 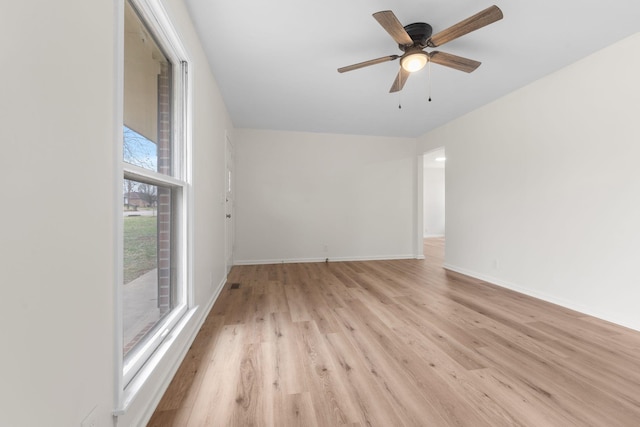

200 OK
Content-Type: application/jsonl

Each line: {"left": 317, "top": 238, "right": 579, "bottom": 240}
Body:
{"left": 422, "top": 148, "right": 445, "bottom": 253}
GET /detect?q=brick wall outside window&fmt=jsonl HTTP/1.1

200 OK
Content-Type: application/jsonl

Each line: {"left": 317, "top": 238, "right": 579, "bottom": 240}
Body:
{"left": 157, "top": 61, "right": 172, "bottom": 316}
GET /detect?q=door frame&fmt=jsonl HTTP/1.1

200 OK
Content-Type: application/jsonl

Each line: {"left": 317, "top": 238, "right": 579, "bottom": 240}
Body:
{"left": 224, "top": 132, "right": 235, "bottom": 274}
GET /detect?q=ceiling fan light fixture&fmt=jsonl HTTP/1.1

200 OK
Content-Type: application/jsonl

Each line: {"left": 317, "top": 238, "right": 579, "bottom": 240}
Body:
{"left": 401, "top": 52, "right": 428, "bottom": 72}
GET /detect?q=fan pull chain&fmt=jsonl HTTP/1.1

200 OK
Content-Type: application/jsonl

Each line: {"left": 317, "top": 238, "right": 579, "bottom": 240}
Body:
{"left": 398, "top": 71, "right": 403, "bottom": 109}
{"left": 428, "top": 60, "right": 432, "bottom": 102}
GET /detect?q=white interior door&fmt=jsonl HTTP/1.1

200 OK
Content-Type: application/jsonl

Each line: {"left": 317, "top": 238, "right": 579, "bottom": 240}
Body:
{"left": 225, "top": 134, "right": 234, "bottom": 273}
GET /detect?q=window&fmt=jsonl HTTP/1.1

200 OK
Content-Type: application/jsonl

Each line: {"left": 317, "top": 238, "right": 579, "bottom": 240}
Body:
{"left": 120, "top": 0, "right": 190, "bottom": 391}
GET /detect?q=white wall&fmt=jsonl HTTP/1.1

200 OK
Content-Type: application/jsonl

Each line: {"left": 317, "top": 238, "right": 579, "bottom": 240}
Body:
{"left": 0, "top": 1, "right": 232, "bottom": 426}
{"left": 418, "top": 33, "right": 640, "bottom": 331}
{"left": 423, "top": 168, "right": 445, "bottom": 237}
{"left": 234, "top": 129, "right": 418, "bottom": 264}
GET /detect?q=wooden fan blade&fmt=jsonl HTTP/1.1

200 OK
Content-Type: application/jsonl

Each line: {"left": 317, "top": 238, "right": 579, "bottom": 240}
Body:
{"left": 373, "top": 11, "right": 413, "bottom": 46}
{"left": 428, "top": 5, "right": 503, "bottom": 48}
{"left": 389, "top": 67, "right": 411, "bottom": 93}
{"left": 429, "top": 51, "right": 481, "bottom": 73}
{"left": 337, "top": 55, "right": 399, "bottom": 73}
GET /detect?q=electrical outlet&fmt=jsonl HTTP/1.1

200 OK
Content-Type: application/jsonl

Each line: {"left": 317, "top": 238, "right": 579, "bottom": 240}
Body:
{"left": 81, "top": 407, "right": 98, "bottom": 427}
{"left": 493, "top": 259, "right": 499, "bottom": 269}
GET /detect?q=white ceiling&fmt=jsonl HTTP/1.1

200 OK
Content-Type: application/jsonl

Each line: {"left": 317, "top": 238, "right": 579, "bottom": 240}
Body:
{"left": 184, "top": 0, "right": 640, "bottom": 138}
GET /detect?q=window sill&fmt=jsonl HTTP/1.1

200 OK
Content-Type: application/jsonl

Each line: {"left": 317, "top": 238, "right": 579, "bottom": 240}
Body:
{"left": 114, "top": 305, "right": 198, "bottom": 416}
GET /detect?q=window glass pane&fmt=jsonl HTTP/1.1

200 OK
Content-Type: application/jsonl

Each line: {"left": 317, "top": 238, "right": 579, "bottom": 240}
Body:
{"left": 123, "top": 126, "right": 157, "bottom": 170}
{"left": 123, "top": 1, "right": 172, "bottom": 174}
{"left": 123, "top": 179, "right": 175, "bottom": 357}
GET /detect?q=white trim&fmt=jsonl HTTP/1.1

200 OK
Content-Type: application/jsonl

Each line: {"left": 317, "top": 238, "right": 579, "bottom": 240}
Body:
{"left": 233, "top": 254, "right": 419, "bottom": 266}
{"left": 129, "top": 0, "right": 189, "bottom": 62}
{"left": 116, "top": 306, "right": 196, "bottom": 415}
{"left": 113, "top": 0, "right": 126, "bottom": 412}
{"left": 184, "top": 60, "right": 195, "bottom": 309}
{"left": 224, "top": 132, "right": 235, "bottom": 274}
{"left": 443, "top": 263, "right": 640, "bottom": 333}
{"left": 122, "top": 303, "right": 188, "bottom": 386}
{"left": 123, "top": 163, "right": 187, "bottom": 188}
{"left": 419, "top": 146, "right": 446, "bottom": 249}
{"left": 414, "top": 153, "right": 424, "bottom": 259}
{"left": 126, "top": 275, "right": 227, "bottom": 425}
{"left": 115, "top": 0, "right": 194, "bottom": 415}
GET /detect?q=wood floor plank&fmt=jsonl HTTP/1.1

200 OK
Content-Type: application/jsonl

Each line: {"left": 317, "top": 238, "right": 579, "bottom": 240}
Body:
{"left": 262, "top": 311, "right": 306, "bottom": 396}
{"left": 293, "top": 321, "right": 359, "bottom": 426}
{"left": 332, "top": 301, "right": 482, "bottom": 426}
{"left": 149, "top": 239, "right": 640, "bottom": 426}
{"left": 226, "top": 342, "right": 266, "bottom": 427}
{"left": 322, "top": 331, "right": 423, "bottom": 427}
{"left": 283, "top": 281, "right": 314, "bottom": 323}
{"left": 475, "top": 328, "right": 640, "bottom": 426}
{"left": 186, "top": 324, "right": 248, "bottom": 426}
{"left": 470, "top": 368, "right": 582, "bottom": 426}
{"left": 275, "top": 392, "right": 319, "bottom": 427}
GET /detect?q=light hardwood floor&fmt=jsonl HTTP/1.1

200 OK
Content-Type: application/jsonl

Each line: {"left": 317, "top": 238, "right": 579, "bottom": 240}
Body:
{"left": 148, "top": 238, "right": 640, "bottom": 426}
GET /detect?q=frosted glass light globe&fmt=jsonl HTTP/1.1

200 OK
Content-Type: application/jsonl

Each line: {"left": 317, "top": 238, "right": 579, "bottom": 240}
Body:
{"left": 401, "top": 52, "right": 428, "bottom": 72}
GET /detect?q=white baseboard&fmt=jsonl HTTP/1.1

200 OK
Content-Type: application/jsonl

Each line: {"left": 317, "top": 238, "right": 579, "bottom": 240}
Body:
{"left": 234, "top": 254, "right": 418, "bottom": 265}
{"left": 423, "top": 233, "right": 445, "bottom": 238}
{"left": 443, "top": 263, "right": 640, "bottom": 333}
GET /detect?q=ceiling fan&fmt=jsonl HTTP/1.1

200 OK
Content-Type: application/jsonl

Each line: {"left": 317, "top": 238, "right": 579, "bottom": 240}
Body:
{"left": 337, "top": 5, "right": 503, "bottom": 93}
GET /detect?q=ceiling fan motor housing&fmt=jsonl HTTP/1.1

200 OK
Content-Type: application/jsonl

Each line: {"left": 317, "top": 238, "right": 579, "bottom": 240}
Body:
{"left": 401, "top": 22, "right": 433, "bottom": 49}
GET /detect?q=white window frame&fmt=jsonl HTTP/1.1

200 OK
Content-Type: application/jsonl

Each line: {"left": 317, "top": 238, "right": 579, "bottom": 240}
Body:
{"left": 114, "top": 0, "right": 193, "bottom": 413}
